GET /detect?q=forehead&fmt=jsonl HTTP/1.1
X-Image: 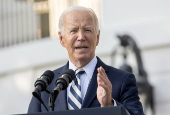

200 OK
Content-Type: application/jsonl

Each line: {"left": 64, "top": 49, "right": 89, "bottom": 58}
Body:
{"left": 63, "top": 10, "right": 95, "bottom": 27}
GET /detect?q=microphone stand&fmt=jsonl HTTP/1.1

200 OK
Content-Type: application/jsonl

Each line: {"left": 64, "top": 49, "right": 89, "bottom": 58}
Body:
{"left": 45, "top": 88, "right": 55, "bottom": 111}
{"left": 32, "top": 91, "right": 49, "bottom": 111}
{"left": 32, "top": 87, "right": 61, "bottom": 112}
{"left": 48, "top": 94, "right": 55, "bottom": 111}
{"left": 46, "top": 86, "right": 62, "bottom": 111}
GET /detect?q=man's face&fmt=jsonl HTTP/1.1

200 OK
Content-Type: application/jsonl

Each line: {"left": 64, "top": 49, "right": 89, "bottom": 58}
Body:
{"left": 58, "top": 10, "right": 100, "bottom": 65}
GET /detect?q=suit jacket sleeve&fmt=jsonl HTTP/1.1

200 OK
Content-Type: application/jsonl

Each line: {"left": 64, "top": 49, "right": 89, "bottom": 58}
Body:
{"left": 28, "top": 96, "right": 41, "bottom": 113}
{"left": 115, "top": 73, "right": 144, "bottom": 115}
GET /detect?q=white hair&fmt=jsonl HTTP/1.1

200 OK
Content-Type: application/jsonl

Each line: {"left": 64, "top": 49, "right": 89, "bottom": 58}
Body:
{"left": 58, "top": 6, "right": 99, "bottom": 33}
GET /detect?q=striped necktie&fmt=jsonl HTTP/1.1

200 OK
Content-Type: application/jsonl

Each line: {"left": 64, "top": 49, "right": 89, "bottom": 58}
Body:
{"left": 68, "top": 68, "right": 85, "bottom": 110}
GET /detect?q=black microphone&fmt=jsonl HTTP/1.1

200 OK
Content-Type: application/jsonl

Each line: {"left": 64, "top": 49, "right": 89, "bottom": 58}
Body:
{"left": 32, "top": 70, "right": 54, "bottom": 98}
{"left": 48, "top": 69, "right": 75, "bottom": 111}
{"left": 55, "top": 69, "right": 76, "bottom": 91}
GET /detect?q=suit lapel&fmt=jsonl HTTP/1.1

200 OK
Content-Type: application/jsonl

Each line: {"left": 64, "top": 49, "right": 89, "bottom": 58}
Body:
{"left": 55, "top": 57, "right": 108, "bottom": 109}
{"left": 82, "top": 64, "right": 99, "bottom": 108}
{"left": 82, "top": 57, "right": 108, "bottom": 108}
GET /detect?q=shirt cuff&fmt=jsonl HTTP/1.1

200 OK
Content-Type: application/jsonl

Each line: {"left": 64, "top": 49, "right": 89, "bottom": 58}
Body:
{"left": 112, "top": 98, "right": 117, "bottom": 106}
{"left": 100, "top": 98, "right": 117, "bottom": 107}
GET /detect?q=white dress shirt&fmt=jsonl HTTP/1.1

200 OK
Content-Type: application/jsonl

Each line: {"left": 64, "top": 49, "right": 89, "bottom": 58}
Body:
{"left": 68, "top": 56, "right": 97, "bottom": 101}
{"left": 67, "top": 56, "right": 117, "bottom": 106}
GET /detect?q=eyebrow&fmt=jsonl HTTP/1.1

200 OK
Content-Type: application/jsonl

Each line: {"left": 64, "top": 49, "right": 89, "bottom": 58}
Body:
{"left": 68, "top": 26, "right": 93, "bottom": 30}
{"left": 68, "top": 26, "right": 77, "bottom": 30}
{"left": 84, "top": 26, "right": 92, "bottom": 29}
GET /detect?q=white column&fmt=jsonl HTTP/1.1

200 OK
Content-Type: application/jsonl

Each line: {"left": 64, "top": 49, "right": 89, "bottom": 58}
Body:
{"left": 48, "top": 0, "right": 70, "bottom": 38}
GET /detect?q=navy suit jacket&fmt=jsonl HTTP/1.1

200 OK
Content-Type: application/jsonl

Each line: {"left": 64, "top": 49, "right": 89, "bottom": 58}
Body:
{"left": 28, "top": 57, "right": 144, "bottom": 115}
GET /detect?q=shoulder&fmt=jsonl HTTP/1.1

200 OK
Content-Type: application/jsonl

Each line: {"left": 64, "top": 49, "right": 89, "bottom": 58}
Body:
{"left": 46, "top": 62, "right": 69, "bottom": 88}
{"left": 97, "top": 57, "right": 135, "bottom": 81}
{"left": 53, "top": 65, "right": 65, "bottom": 74}
{"left": 97, "top": 57, "right": 132, "bottom": 76}
{"left": 52, "top": 61, "right": 69, "bottom": 77}
{"left": 107, "top": 65, "right": 133, "bottom": 77}
{"left": 108, "top": 65, "right": 136, "bottom": 84}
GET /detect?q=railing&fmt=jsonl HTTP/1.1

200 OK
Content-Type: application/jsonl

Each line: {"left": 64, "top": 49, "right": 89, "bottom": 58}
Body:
{"left": 0, "top": 0, "right": 49, "bottom": 49}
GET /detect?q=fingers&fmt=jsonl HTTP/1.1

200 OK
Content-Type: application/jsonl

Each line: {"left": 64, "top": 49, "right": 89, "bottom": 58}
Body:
{"left": 97, "top": 66, "right": 109, "bottom": 84}
{"left": 98, "top": 82, "right": 110, "bottom": 90}
{"left": 97, "top": 66, "right": 112, "bottom": 89}
{"left": 98, "top": 66, "right": 107, "bottom": 77}
{"left": 97, "top": 66, "right": 113, "bottom": 107}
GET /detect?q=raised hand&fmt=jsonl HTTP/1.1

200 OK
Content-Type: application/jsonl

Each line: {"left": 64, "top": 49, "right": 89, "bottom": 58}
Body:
{"left": 97, "top": 66, "right": 113, "bottom": 107}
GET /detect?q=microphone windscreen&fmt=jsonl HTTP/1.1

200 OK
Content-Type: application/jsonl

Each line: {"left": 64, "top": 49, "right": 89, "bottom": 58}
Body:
{"left": 42, "top": 70, "right": 54, "bottom": 83}
{"left": 63, "top": 69, "right": 76, "bottom": 80}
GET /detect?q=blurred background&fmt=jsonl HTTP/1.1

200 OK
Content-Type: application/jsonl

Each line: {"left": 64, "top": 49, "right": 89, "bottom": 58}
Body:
{"left": 0, "top": 0, "right": 170, "bottom": 115}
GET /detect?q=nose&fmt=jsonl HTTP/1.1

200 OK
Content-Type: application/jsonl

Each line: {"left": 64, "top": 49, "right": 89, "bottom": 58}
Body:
{"left": 77, "top": 31, "right": 85, "bottom": 41}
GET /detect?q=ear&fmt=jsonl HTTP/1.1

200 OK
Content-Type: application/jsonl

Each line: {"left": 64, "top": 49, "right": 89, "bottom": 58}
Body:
{"left": 58, "top": 31, "right": 65, "bottom": 47}
{"left": 96, "top": 30, "right": 100, "bottom": 46}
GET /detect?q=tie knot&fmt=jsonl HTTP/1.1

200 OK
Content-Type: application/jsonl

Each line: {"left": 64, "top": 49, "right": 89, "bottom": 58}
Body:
{"left": 75, "top": 68, "right": 85, "bottom": 75}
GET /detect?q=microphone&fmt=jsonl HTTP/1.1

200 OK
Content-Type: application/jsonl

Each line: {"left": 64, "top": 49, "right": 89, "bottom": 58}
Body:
{"left": 32, "top": 70, "right": 54, "bottom": 98}
{"left": 55, "top": 69, "right": 76, "bottom": 91}
{"left": 53, "top": 69, "right": 75, "bottom": 101}
{"left": 48, "top": 69, "right": 75, "bottom": 111}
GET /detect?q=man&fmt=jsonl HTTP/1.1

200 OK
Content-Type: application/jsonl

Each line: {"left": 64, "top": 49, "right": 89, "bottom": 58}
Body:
{"left": 28, "top": 6, "right": 144, "bottom": 115}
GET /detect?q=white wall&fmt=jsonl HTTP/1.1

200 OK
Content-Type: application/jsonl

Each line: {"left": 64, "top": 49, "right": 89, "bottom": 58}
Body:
{"left": 101, "top": 0, "right": 170, "bottom": 115}
{"left": 0, "top": 38, "right": 67, "bottom": 114}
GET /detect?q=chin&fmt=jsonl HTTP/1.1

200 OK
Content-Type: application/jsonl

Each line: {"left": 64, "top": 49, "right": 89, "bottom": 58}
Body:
{"left": 76, "top": 55, "right": 93, "bottom": 61}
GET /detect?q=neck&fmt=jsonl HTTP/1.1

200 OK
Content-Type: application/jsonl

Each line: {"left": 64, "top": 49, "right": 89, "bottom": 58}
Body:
{"left": 70, "top": 57, "right": 94, "bottom": 68}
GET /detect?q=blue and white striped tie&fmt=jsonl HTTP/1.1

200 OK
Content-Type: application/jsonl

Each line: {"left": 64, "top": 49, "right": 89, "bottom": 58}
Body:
{"left": 68, "top": 68, "right": 85, "bottom": 110}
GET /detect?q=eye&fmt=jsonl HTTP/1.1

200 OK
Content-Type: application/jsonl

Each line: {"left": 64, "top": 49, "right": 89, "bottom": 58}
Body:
{"left": 70, "top": 30, "right": 77, "bottom": 33}
{"left": 85, "top": 29, "right": 91, "bottom": 32}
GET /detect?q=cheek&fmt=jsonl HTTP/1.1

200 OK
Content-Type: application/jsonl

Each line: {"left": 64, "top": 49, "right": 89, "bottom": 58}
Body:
{"left": 66, "top": 38, "right": 76, "bottom": 49}
{"left": 90, "top": 38, "right": 98, "bottom": 47}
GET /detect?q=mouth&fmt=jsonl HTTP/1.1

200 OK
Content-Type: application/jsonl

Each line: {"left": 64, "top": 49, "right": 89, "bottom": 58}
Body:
{"left": 75, "top": 46, "right": 88, "bottom": 50}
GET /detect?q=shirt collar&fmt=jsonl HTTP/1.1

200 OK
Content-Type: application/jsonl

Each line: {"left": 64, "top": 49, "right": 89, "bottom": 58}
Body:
{"left": 69, "top": 56, "right": 97, "bottom": 79}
